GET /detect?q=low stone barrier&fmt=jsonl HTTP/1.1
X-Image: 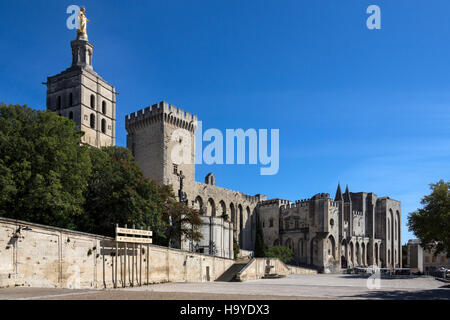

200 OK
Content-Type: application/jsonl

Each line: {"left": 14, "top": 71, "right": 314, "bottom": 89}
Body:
{"left": 235, "top": 258, "right": 317, "bottom": 281}
{"left": 0, "top": 217, "right": 234, "bottom": 289}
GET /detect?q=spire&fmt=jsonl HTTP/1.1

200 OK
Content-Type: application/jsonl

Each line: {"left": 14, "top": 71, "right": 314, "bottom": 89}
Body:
{"left": 344, "top": 184, "right": 352, "bottom": 203}
{"left": 334, "top": 182, "right": 343, "bottom": 201}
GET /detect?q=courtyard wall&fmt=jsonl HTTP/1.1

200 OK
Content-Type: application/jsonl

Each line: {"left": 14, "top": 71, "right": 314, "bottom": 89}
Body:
{"left": 0, "top": 217, "right": 234, "bottom": 289}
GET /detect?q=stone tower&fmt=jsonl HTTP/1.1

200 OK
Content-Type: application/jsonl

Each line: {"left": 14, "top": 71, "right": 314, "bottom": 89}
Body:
{"left": 45, "top": 32, "right": 116, "bottom": 147}
{"left": 125, "top": 102, "right": 197, "bottom": 199}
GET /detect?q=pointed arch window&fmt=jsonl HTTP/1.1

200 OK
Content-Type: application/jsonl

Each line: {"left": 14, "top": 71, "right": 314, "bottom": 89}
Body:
{"left": 90, "top": 94, "right": 95, "bottom": 109}
{"left": 101, "top": 119, "right": 106, "bottom": 133}
{"left": 90, "top": 113, "right": 95, "bottom": 129}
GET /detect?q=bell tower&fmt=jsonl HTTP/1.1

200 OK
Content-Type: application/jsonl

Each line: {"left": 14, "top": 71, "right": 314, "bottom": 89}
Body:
{"left": 45, "top": 7, "right": 116, "bottom": 148}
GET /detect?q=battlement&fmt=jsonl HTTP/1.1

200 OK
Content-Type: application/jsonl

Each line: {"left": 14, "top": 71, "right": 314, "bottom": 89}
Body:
{"left": 279, "top": 196, "right": 341, "bottom": 211}
{"left": 125, "top": 101, "right": 198, "bottom": 132}
{"left": 258, "top": 198, "right": 292, "bottom": 208}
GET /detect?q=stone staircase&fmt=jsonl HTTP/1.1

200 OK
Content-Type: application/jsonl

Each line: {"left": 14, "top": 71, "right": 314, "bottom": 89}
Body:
{"left": 215, "top": 260, "right": 250, "bottom": 282}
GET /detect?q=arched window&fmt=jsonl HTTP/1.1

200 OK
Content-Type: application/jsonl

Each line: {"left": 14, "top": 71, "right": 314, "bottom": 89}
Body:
{"left": 388, "top": 219, "right": 390, "bottom": 240}
{"left": 101, "top": 119, "right": 106, "bottom": 133}
{"left": 395, "top": 220, "right": 397, "bottom": 240}
{"left": 90, "top": 94, "right": 95, "bottom": 109}
{"left": 102, "top": 101, "right": 106, "bottom": 114}
{"left": 57, "top": 96, "right": 61, "bottom": 109}
{"left": 69, "top": 92, "right": 73, "bottom": 107}
{"left": 219, "top": 201, "right": 226, "bottom": 219}
{"left": 69, "top": 111, "right": 73, "bottom": 120}
{"left": 207, "top": 198, "right": 216, "bottom": 217}
{"left": 90, "top": 113, "right": 95, "bottom": 129}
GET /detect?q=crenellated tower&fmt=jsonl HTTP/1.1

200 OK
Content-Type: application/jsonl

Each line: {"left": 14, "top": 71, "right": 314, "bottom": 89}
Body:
{"left": 125, "top": 101, "right": 197, "bottom": 199}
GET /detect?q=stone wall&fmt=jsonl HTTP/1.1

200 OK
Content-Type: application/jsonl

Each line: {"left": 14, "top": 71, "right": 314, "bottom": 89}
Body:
{"left": 0, "top": 217, "right": 233, "bottom": 289}
{"left": 235, "top": 258, "right": 317, "bottom": 281}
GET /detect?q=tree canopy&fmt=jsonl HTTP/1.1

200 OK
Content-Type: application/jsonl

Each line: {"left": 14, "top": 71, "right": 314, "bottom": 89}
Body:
{"left": 0, "top": 103, "right": 202, "bottom": 246}
{"left": 80, "top": 146, "right": 165, "bottom": 237}
{"left": 154, "top": 184, "right": 203, "bottom": 247}
{"left": 0, "top": 103, "right": 90, "bottom": 229}
{"left": 265, "top": 245, "right": 293, "bottom": 263}
{"left": 408, "top": 180, "right": 450, "bottom": 255}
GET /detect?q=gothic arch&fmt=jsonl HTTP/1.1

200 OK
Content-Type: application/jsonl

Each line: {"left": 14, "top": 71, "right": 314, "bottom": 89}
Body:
{"left": 327, "top": 235, "right": 336, "bottom": 260}
{"left": 285, "top": 238, "right": 293, "bottom": 250}
{"left": 246, "top": 206, "right": 251, "bottom": 234}
{"left": 361, "top": 242, "right": 366, "bottom": 266}
{"left": 101, "top": 118, "right": 106, "bottom": 133}
{"left": 298, "top": 239, "right": 305, "bottom": 260}
{"left": 230, "top": 203, "right": 236, "bottom": 228}
{"left": 90, "top": 113, "right": 95, "bottom": 129}
{"left": 396, "top": 210, "right": 401, "bottom": 267}
{"left": 389, "top": 209, "right": 394, "bottom": 267}
{"left": 356, "top": 242, "right": 361, "bottom": 266}
{"left": 207, "top": 198, "right": 216, "bottom": 217}
{"left": 90, "top": 94, "right": 95, "bottom": 108}
{"left": 238, "top": 204, "right": 243, "bottom": 245}
{"left": 341, "top": 239, "right": 348, "bottom": 268}
{"left": 194, "top": 196, "right": 203, "bottom": 215}
{"left": 219, "top": 200, "right": 226, "bottom": 220}
{"left": 374, "top": 242, "right": 379, "bottom": 266}
{"left": 310, "top": 237, "right": 318, "bottom": 265}
{"left": 349, "top": 241, "right": 354, "bottom": 265}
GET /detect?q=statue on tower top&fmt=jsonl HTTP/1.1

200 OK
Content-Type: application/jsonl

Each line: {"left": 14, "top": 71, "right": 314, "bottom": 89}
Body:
{"left": 77, "top": 7, "right": 90, "bottom": 40}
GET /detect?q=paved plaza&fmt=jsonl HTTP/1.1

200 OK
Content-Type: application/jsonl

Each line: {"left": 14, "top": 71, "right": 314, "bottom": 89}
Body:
{"left": 1, "top": 274, "right": 449, "bottom": 300}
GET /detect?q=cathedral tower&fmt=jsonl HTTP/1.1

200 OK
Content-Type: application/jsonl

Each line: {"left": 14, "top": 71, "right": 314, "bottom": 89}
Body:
{"left": 45, "top": 10, "right": 116, "bottom": 148}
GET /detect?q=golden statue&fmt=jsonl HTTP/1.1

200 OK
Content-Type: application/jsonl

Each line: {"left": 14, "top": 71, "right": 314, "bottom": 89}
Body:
{"left": 77, "top": 7, "right": 90, "bottom": 40}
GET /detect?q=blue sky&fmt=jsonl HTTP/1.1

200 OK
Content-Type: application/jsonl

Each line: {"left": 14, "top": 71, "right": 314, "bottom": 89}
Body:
{"left": 1, "top": 0, "right": 449, "bottom": 244}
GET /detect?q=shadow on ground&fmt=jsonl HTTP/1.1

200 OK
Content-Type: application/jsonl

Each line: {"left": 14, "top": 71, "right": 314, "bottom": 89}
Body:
{"left": 338, "top": 274, "right": 424, "bottom": 280}
{"left": 345, "top": 288, "right": 450, "bottom": 300}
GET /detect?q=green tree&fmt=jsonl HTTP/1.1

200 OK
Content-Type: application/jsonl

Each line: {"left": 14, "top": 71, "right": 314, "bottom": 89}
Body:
{"left": 81, "top": 146, "right": 164, "bottom": 237}
{"left": 233, "top": 237, "right": 240, "bottom": 260}
{"left": 254, "top": 213, "right": 266, "bottom": 257}
{"left": 265, "top": 245, "right": 293, "bottom": 264}
{"left": 0, "top": 104, "right": 91, "bottom": 229}
{"left": 407, "top": 180, "right": 450, "bottom": 255}
{"left": 154, "top": 184, "right": 203, "bottom": 247}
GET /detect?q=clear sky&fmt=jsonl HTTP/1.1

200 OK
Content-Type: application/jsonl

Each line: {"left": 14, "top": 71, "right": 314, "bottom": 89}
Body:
{"left": 0, "top": 0, "right": 449, "bottom": 245}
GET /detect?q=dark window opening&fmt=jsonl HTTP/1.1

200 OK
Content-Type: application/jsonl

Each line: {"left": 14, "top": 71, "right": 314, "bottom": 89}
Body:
{"left": 90, "top": 113, "right": 95, "bottom": 129}
{"left": 69, "top": 92, "right": 73, "bottom": 107}
{"left": 102, "top": 101, "right": 106, "bottom": 114}
{"left": 101, "top": 119, "right": 106, "bottom": 133}
{"left": 90, "top": 95, "right": 95, "bottom": 108}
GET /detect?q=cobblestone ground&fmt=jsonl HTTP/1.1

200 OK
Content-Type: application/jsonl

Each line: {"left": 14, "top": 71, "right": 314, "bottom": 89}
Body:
{"left": 1, "top": 274, "right": 449, "bottom": 300}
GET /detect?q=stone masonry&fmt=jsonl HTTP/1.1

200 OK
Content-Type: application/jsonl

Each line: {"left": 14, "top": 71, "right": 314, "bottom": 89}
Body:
{"left": 47, "top": 27, "right": 402, "bottom": 272}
